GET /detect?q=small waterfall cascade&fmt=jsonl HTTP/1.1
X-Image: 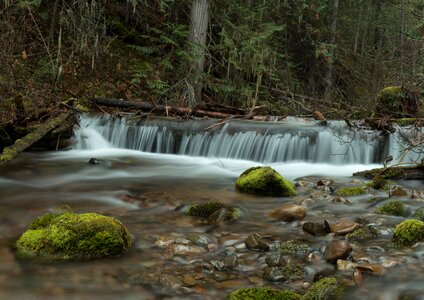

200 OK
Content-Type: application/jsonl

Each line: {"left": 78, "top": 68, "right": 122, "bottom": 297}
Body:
{"left": 72, "top": 114, "right": 423, "bottom": 165}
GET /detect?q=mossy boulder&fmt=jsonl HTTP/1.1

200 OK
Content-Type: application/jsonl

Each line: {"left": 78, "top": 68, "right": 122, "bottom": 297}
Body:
{"left": 335, "top": 187, "right": 366, "bottom": 197}
{"left": 187, "top": 201, "right": 225, "bottom": 217}
{"left": 227, "top": 287, "right": 301, "bottom": 300}
{"left": 14, "top": 212, "right": 133, "bottom": 261}
{"left": 412, "top": 207, "right": 424, "bottom": 221}
{"left": 235, "top": 166, "right": 296, "bottom": 197}
{"left": 392, "top": 219, "right": 424, "bottom": 246}
{"left": 375, "top": 201, "right": 407, "bottom": 217}
{"left": 374, "top": 86, "right": 421, "bottom": 118}
{"left": 302, "top": 277, "right": 344, "bottom": 300}
{"left": 366, "top": 177, "right": 391, "bottom": 190}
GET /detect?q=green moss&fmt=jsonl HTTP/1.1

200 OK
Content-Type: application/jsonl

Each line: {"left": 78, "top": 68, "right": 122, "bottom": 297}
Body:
{"left": 235, "top": 166, "right": 296, "bottom": 197}
{"left": 335, "top": 187, "right": 366, "bottom": 197}
{"left": 346, "top": 226, "right": 379, "bottom": 241}
{"left": 366, "top": 197, "right": 388, "bottom": 204}
{"left": 395, "top": 118, "right": 418, "bottom": 126}
{"left": 412, "top": 207, "right": 424, "bottom": 221}
{"left": 280, "top": 240, "right": 309, "bottom": 256}
{"left": 283, "top": 264, "right": 305, "bottom": 280}
{"left": 375, "top": 201, "right": 407, "bottom": 216}
{"left": 366, "top": 177, "right": 390, "bottom": 190}
{"left": 227, "top": 287, "right": 301, "bottom": 300}
{"left": 187, "top": 201, "right": 225, "bottom": 217}
{"left": 393, "top": 219, "right": 424, "bottom": 246}
{"left": 354, "top": 167, "right": 406, "bottom": 180}
{"left": 302, "top": 277, "right": 344, "bottom": 300}
{"left": 14, "top": 212, "right": 133, "bottom": 261}
{"left": 0, "top": 147, "right": 18, "bottom": 162}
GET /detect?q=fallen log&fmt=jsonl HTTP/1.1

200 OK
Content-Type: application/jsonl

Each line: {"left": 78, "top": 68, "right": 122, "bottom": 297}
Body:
{"left": 89, "top": 98, "right": 287, "bottom": 122}
{"left": 353, "top": 165, "right": 424, "bottom": 180}
{"left": 0, "top": 111, "right": 73, "bottom": 166}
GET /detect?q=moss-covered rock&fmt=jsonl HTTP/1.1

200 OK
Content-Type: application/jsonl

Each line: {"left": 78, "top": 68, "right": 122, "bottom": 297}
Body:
{"left": 235, "top": 166, "right": 296, "bottom": 197}
{"left": 335, "top": 187, "right": 366, "bottom": 197}
{"left": 366, "top": 177, "right": 391, "bottom": 190}
{"left": 392, "top": 219, "right": 424, "bottom": 246}
{"left": 346, "top": 226, "right": 379, "bottom": 241}
{"left": 280, "top": 240, "right": 310, "bottom": 256}
{"left": 302, "top": 277, "right": 344, "bottom": 300}
{"left": 14, "top": 212, "right": 133, "bottom": 261}
{"left": 412, "top": 207, "right": 424, "bottom": 221}
{"left": 187, "top": 201, "right": 225, "bottom": 217}
{"left": 227, "top": 287, "right": 301, "bottom": 300}
{"left": 374, "top": 86, "right": 421, "bottom": 118}
{"left": 375, "top": 201, "right": 407, "bottom": 217}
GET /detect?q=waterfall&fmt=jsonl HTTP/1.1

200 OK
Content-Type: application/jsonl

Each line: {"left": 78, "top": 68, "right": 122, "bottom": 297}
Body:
{"left": 72, "top": 114, "right": 422, "bottom": 165}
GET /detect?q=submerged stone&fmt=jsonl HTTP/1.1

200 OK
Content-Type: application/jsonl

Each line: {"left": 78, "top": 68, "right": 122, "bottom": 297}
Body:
{"left": 392, "top": 219, "right": 424, "bottom": 246}
{"left": 346, "top": 226, "right": 379, "bottom": 241}
{"left": 14, "top": 212, "right": 133, "bottom": 261}
{"left": 280, "top": 240, "right": 309, "bottom": 256}
{"left": 227, "top": 287, "right": 301, "bottom": 300}
{"left": 303, "top": 222, "right": 328, "bottom": 236}
{"left": 267, "top": 204, "right": 306, "bottom": 222}
{"left": 263, "top": 264, "right": 305, "bottom": 282}
{"left": 235, "top": 166, "right": 296, "bottom": 197}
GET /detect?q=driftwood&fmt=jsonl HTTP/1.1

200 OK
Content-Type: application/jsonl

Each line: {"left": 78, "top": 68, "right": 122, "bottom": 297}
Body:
{"left": 0, "top": 111, "right": 73, "bottom": 166}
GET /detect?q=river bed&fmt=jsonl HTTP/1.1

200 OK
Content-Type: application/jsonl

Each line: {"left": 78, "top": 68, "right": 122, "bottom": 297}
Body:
{"left": 1, "top": 116, "right": 424, "bottom": 299}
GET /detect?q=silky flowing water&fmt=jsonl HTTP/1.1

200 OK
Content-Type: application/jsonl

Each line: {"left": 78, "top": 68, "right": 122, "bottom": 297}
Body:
{"left": 1, "top": 114, "right": 424, "bottom": 299}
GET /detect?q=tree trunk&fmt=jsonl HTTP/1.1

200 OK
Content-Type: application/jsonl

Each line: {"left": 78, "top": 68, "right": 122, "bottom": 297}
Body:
{"left": 324, "top": 0, "right": 339, "bottom": 101}
{"left": 353, "top": 0, "right": 363, "bottom": 53}
{"left": 188, "top": 0, "right": 209, "bottom": 106}
{"left": 49, "top": 0, "right": 62, "bottom": 45}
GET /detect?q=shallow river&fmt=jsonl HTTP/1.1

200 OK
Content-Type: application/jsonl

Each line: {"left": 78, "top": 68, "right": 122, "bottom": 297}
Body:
{"left": 1, "top": 116, "right": 424, "bottom": 299}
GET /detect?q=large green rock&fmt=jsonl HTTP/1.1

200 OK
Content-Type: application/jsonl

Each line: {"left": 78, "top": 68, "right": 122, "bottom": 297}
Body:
{"left": 392, "top": 219, "right": 424, "bottom": 247}
{"left": 14, "top": 212, "right": 133, "bottom": 261}
{"left": 235, "top": 166, "right": 296, "bottom": 197}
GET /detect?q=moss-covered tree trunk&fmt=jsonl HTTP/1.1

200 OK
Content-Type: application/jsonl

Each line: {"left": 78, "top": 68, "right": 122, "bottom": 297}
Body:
{"left": 187, "top": 0, "right": 209, "bottom": 106}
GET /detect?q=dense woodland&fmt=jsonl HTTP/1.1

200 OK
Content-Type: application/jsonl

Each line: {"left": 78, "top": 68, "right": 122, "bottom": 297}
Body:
{"left": 1, "top": 0, "right": 424, "bottom": 126}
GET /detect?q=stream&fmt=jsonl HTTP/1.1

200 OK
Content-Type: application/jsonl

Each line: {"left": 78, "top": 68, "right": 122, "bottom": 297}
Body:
{"left": 1, "top": 114, "right": 424, "bottom": 299}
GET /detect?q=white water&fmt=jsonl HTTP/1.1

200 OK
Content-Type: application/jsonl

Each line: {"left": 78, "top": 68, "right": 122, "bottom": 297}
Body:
{"left": 73, "top": 114, "right": 393, "bottom": 165}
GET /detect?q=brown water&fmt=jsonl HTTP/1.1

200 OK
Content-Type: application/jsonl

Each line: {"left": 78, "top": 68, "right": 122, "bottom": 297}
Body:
{"left": 1, "top": 150, "right": 424, "bottom": 299}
